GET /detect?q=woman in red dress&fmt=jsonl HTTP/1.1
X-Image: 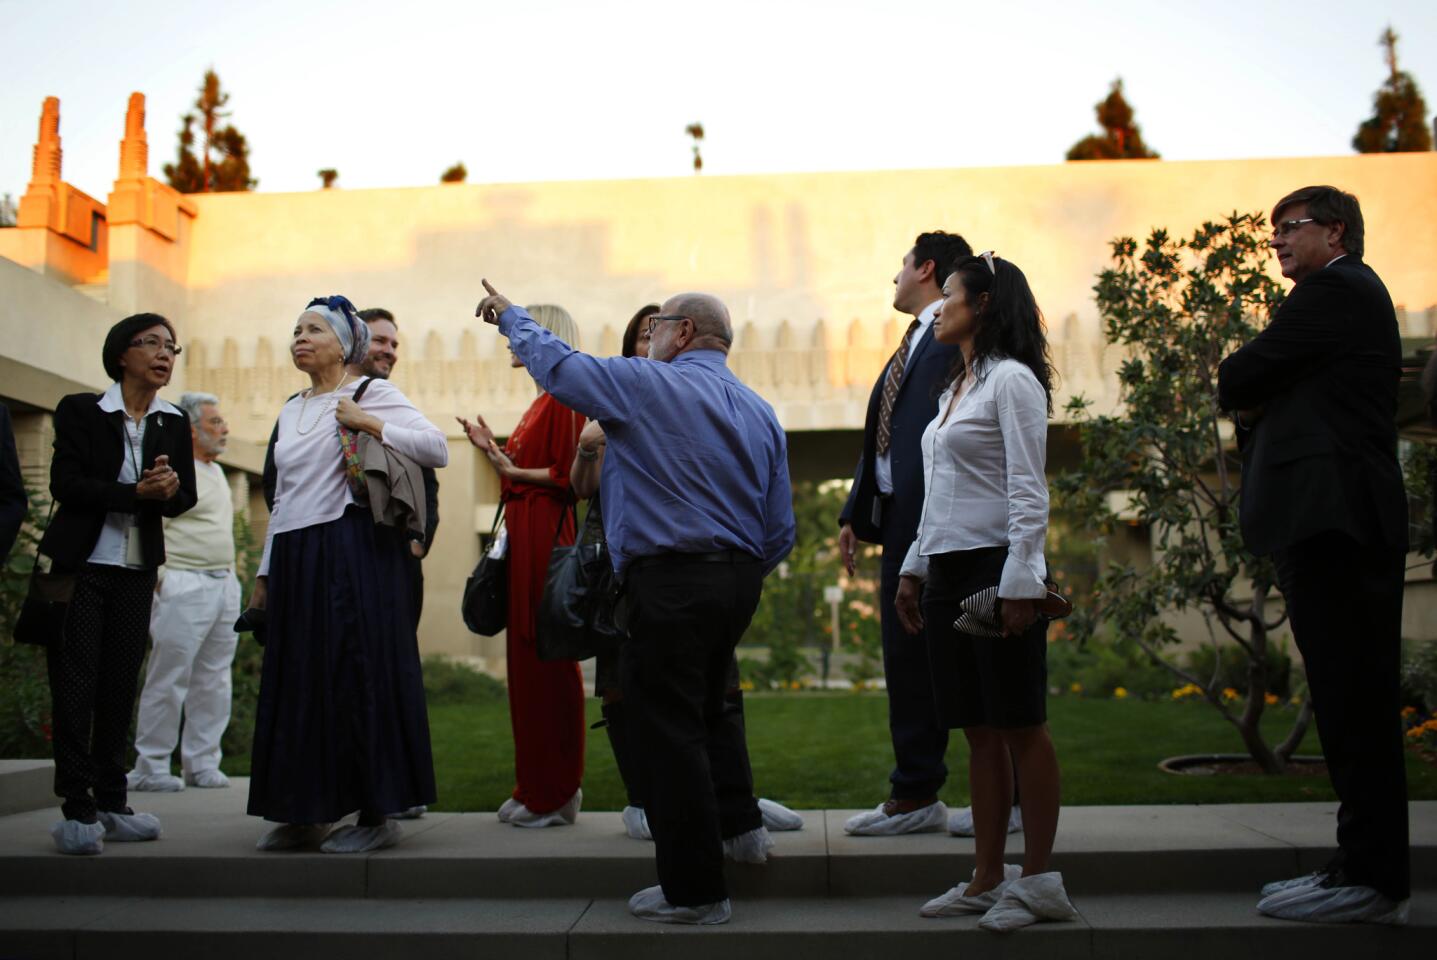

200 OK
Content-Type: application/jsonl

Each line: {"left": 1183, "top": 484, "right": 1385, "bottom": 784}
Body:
{"left": 459, "top": 304, "right": 586, "bottom": 827}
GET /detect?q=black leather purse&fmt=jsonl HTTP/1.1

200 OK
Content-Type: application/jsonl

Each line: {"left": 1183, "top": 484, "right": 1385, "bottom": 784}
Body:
{"left": 537, "top": 497, "right": 622, "bottom": 662}
{"left": 462, "top": 504, "right": 508, "bottom": 636}
{"left": 14, "top": 561, "right": 75, "bottom": 648}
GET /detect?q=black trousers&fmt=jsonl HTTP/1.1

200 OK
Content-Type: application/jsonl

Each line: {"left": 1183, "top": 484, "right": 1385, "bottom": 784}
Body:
{"left": 621, "top": 557, "right": 765, "bottom": 907}
{"left": 406, "top": 552, "right": 424, "bottom": 633}
{"left": 880, "top": 525, "right": 949, "bottom": 799}
{"left": 1274, "top": 530, "right": 1409, "bottom": 902}
{"left": 47, "top": 564, "right": 156, "bottom": 822}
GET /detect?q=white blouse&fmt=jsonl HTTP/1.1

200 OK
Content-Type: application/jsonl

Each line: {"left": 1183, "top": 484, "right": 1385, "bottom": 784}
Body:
{"left": 259, "top": 377, "right": 448, "bottom": 575}
{"left": 900, "top": 357, "right": 1049, "bottom": 599}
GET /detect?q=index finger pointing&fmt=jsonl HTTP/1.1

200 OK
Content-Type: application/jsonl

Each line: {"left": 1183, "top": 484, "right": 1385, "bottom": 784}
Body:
{"left": 482, "top": 279, "right": 498, "bottom": 296}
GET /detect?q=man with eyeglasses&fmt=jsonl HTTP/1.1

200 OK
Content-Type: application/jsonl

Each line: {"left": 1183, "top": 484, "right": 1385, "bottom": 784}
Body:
{"left": 1219, "top": 185, "right": 1410, "bottom": 925}
{"left": 477, "top": 280, "right": 796, "bottom": 926}
{"left": 129, "top": 392, "right": 241, "bottom": 792}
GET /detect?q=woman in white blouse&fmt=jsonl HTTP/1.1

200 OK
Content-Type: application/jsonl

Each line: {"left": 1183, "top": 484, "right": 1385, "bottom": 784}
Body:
{"left": 247, "top": 296, "right": 449, "bottom": 854}
{"left": 894, "top": 254, "right": 1072, "bottom": 926}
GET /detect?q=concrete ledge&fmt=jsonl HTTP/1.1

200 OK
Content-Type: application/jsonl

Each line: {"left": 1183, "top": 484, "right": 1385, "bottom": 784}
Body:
{"left": 0, "top": 758, "right": 54, "bottom": 816}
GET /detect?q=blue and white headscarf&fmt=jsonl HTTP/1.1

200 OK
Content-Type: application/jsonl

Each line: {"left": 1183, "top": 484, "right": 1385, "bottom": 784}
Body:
{"left": 302, "top": 295, "right": 370, "bottom": 366}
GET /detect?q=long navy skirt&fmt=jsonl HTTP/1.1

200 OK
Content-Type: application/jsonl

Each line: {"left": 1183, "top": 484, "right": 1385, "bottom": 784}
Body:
{"left": 247, "top": 506, "right": 437, "bottom": 823}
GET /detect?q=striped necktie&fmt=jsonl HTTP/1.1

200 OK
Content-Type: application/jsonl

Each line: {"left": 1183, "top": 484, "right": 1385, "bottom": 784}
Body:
{"left": 876, "top": 318, "right": 921, "bottom": 456}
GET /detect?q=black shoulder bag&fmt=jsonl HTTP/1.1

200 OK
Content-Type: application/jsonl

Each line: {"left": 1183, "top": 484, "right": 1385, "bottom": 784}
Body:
{"left": 462, "top": 503, "right": 508, "bottom": 636}
{"left": 14, "top": 503, "right": 74, "bottom": 648}
{"left": 537, "top": 496, "right": 622, "bottom": 662}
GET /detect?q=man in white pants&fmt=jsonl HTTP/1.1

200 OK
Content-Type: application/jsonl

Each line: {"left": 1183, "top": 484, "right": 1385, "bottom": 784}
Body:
{"left": 128, "top": 392, "right": 240, "bottom": 791}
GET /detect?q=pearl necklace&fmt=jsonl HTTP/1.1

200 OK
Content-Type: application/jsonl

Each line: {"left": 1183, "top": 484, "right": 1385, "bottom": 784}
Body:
{"left": 295, "top": 373, "right": 353, "bottom": 435}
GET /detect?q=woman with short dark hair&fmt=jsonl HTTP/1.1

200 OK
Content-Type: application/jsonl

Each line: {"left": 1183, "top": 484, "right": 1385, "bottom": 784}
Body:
{"left": 40, "top": 312, "right": 197, "bottom": 855}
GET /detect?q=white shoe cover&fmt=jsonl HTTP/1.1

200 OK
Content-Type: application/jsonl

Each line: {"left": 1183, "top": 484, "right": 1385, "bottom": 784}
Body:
{"left": 758, "top": 797, "right": 803, "bottom": 832}
{"left": 627, "top": 884, "right": 732, "bottom": 925}
{"left": 185, "top": 769, "right": 229, "bottom": 789}
{"left": 947, "top": 805, "right": 1023, "bottom": 837}
{"left": 921, "top": 864, "right": 1023, "bottom": 917}
{"left": 51, "top": 819, "right": 105, "bottom": 856}
{"left": 126, "top": 772, "right": 184, "bottom": 792}
{"left": 510, "top": 788, "right": 582, "bottom": 828}
{"left": 978, "top": 872, "right": 1078, "bottom": 932}
{"left": 320, "top": 820, "right": 403, "bottom": 854}
{"left": 97, "top": 810, "right": 162, "bottom": 842}
{"left": 1257, "top": 883, "right": 1408, "bottom": 925}
{"left": 388, "top": 805, "right": 427, "bottom": 820}
{"left": 844, "top": 801, "right": 947, "bottom": 836}
{"left": 724, "top": 826, "right": 775, "bottom": 864}
{"left": 622, "top": 805, "right": 652, "bottom": 840}
{"left": 497, "top": 797, "right": 522, "bottom": 823}
{"left": 256, "top": 822, "right": 329, "bottom": 851}
{"left": 1259, "top": 870, "right": 1328, "bottom": 898}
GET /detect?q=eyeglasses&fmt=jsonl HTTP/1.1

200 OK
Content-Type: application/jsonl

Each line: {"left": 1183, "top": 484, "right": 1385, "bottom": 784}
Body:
{"left": 129, "top": 335, "right": 182, "bottom": 356}
{"left": 1272, "top": 218, "right": 1317, "bottom": 238}
{"left": 646, "top": 314, "right": 689, "bottom": 336}
{"left": 979, "top": 250, "right": 997, "bottom": 275}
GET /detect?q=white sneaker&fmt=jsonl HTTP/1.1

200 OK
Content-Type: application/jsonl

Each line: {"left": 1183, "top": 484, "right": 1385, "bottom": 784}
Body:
{"left": 1260, "top": 869, "right": 1330, "bottom": 898}
{"left": 921, "top": 864, "right": 1022, "bottom": 917}
{"left": 126, "top": 771, "right": 184, "bottom": 792}
{"left": 758, "top": 797, "right": 804, "bottom": 832}
{"left": 497, "top": 797, "right": 522, "bottom": 823}
{"left": 844, "top": 800, "right": 947, "bottom": 836}
{"left": 723, "top": 826, "right": 775, "bottom": 864}
{"left": 51, "top": 819, "right": 105, "bottom": 856}
{"left": 388, "top": 805, "right": 427, "bottom": 820}
{"left": 510, "top": 788, "right": 582, "bottom": 828}
{"left": 97, "top": 810, "right": 162, "bottom": 842}
{"left": 622, "top": 805, "right": 651, "bottom": 840}
{"left": 948, "top": 805, "right": 1023, "bottom": 837}
{"left": 978, "top": 872, "right": 1078, "bottom": 932}
{"left": 320, "top": 821, "right": 403, "bottom": 854}
{"left": 1257, "top": 882, "right": 1408, "bottom": 925}
{"left": 256, "top": 822, "right": 330, "bottom": 851}
{"left": 185, "top": 769, "right": 230, "bottom": 789}
{"left": 628, "top": 884, "right": 732, "bottom": 925}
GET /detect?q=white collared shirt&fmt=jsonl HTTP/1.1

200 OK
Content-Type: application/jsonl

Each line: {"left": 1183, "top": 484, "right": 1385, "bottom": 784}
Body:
{"left": 88, "top": 382, "right": 183, "bottom": 569}
{"left": 900, "top": 357, "right": 1049, "bottom": 599}
{"left": 875, "top": 298, "right": 942, "bottom": 495}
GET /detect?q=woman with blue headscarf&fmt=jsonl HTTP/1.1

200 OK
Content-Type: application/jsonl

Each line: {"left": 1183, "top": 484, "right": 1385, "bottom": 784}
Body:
{"left": 247, "top": 296, "right": 448, "bottom": 853}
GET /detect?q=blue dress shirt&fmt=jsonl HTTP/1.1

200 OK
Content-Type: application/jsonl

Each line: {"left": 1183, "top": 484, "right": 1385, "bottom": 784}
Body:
{"left": 498, "top": 306, "right": 796, "bottom": 576}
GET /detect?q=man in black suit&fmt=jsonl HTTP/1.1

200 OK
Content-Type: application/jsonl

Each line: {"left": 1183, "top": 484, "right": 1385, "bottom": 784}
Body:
{"left": 0, "top": 402, "right": 27, "bottom": 563}
{"left": 838, "top": 231, "right": 971, "bottom": 836}
{"left": 1219, "top": 185, "right": 1409, "bottom": 925}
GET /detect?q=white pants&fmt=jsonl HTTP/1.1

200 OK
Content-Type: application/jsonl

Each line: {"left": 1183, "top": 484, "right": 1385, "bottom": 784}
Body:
{"left": 132, "top": 569, "right": 241, "bottom": 778}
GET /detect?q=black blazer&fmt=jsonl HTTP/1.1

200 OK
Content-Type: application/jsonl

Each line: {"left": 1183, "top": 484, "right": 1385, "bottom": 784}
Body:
{"left": 1218, "top": 257, "right": 1407, "bottom": 556}
{"left": 839, "top": 323, "right": 961, "bottom": 544}
{"left": 0, "top": 403, "right": 27, "bottom": 562}
{"left": 38, "top": 392, "right": 198, "bottom": 571}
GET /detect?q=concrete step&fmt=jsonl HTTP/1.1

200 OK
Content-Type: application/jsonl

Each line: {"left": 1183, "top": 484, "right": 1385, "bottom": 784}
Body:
{"left": 2, "top": 784, "right": 1433, "bottom": 899}
{"left": 1, "top": 892, "right": 1432, "bottom": 960}
{"left": 0, "top": 758, "right": 52, "bottom": 816}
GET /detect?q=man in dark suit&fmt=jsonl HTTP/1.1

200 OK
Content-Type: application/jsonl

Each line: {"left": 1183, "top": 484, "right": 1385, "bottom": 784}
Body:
{"left": 1219, "top": 185, "right": 1410, "bottom": 925}
{"left": 838, "top": 231, "right": 972, "bottom": 835}
{"left": 0, "top": 402, "right": 27, "bottom": 563}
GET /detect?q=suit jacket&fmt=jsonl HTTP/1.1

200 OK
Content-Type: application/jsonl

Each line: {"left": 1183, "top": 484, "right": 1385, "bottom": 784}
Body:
{"left": 39, "top": 392, "right": 198, "bottom": 571}
{"left": 0, "top": 403, "right": 27, "bottom": 562}
{"left": 1217, "top": 256, "right": 1407, "bottom": 556}
{"left": 839, "top": 322, "right": 961, "bottom": 544}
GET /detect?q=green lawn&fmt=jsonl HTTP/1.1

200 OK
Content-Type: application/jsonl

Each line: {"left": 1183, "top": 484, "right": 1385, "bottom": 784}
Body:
{"left": 282, "top": 693, "right": 1435, "bottom": 812}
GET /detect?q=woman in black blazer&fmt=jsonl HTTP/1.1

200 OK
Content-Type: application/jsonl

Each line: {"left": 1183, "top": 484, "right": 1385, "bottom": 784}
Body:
{"left": 38, "top": 312, "right": 196, "bottom": 855}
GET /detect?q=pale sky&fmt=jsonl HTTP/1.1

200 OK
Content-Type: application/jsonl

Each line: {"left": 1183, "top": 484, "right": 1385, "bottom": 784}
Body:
{"left": 2, "top": 0, "right": 1435, "bottom": 202}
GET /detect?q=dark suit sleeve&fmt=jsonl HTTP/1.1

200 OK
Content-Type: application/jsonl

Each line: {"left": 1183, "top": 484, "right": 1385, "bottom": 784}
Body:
{"left": 160, "top": 415, "right": 197, "bottom": 518}
{"left": 838, "top": 456, "right": 862, "bottom": 527}
{"left": 262, "top": 418, "right": 279, "bottom": 512}
{"left": 417, "top": 466, "right": 439, "bottom": 549}
{"left": 1218, "top": 270, "right": 1347, "bottom": 412}
{"left": 0, "top": 404, "right": 27, "bottom": 560}
{"left": 50, "top": 396, "right": 138, "bottom": 514}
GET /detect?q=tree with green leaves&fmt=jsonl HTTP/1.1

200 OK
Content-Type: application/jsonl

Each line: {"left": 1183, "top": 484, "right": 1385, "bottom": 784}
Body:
{"left": 686, "top": 122, "right": 704, "bottom": 173}
{"left": 440, "top": 162, "right": 468, "bottom": 183}
{"left": 1066, "top": 79, "right": 1160, "bottom": 161}
{"left": 1353, "top": 26, "right": 1432, "bottom": 154}
{"left": 317, "top": 169, "right": 338, "bottom": 189}
{"left": 1053, "top": 212, "right": 1315, "bottom": 773}
{"left": 163, "top": 69, "right": 256, "bottom": 193}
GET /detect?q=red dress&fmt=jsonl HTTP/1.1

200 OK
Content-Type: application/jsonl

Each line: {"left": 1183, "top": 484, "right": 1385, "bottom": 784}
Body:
{"left": 502, "top": 391, "right": 586, "bottom": 813}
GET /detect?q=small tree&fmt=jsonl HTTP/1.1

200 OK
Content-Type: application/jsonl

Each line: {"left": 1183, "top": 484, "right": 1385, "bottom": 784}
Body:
{"left": 0, "top": 193, "right": 16, "bottom": 227}
{"left": 1054, "top": 212, "right": 1316, "bottom": 773}
{"left": 440, "top": 162, "right": 468, "bottom": 183}
{"left": 1354, "top": 26, "right": 1432, "bottom": 153}
{"left": 685, "top": 122, "right": 704, "bottom": 173}
{"left": 317, "top": 169, "right": 338, "bottom": 189}
{"left": 1067, "top": 78, "right": 1160, "bottom": 161}
{"left": 163, "top": 69, "right": 256, "bottom": 192}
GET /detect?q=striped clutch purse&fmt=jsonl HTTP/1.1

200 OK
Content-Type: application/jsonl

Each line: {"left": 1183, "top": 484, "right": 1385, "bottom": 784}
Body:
{"left": 952, "top": 586, "right": 1073, "bottom": 638}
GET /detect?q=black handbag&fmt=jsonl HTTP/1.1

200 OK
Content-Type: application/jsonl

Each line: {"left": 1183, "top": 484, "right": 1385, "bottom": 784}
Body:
{"left": 14, "top": 562, "right": 75, "bottom": 647}
{"left": 537, "top": 497, "right": 622, "bottom": 662}
{"left": 462, "top": 503, "right": 508, "bottom": 636}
